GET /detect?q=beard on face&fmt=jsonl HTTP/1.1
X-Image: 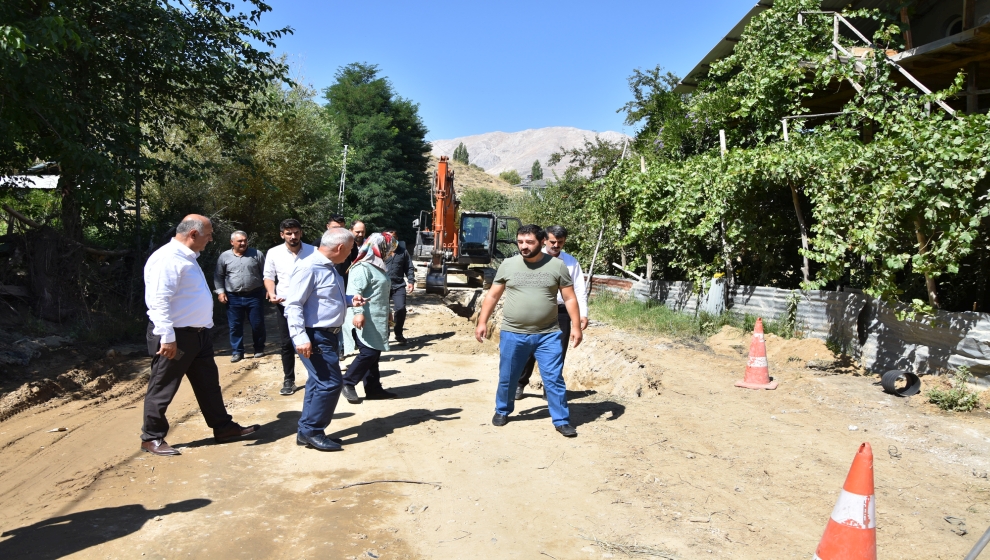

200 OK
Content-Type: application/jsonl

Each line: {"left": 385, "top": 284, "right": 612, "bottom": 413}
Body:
{"left": 519, "top": 246, "right": 536, "bottom": 257}
{"left": 286, "top": 237, "right": 300, "bottom": 247}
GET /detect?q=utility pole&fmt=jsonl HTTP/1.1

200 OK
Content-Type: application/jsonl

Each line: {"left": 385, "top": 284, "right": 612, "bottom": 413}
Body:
{"left": 337, "top": 145, "right": 348, "bottom": 214}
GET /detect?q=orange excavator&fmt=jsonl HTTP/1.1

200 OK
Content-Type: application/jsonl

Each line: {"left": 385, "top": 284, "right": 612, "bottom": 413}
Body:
{"left": 412, "top": 156, "right": 521, "bottom": 295}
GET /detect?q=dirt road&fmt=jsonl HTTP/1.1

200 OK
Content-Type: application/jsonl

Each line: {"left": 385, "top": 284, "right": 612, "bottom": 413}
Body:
{"left": 1, "top": 294, "right": 989, "bottom": 559}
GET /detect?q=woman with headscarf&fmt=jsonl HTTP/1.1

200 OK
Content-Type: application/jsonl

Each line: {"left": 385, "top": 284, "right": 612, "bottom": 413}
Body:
{"left": 341, "top": 232, "right": 398, "bottom": 403}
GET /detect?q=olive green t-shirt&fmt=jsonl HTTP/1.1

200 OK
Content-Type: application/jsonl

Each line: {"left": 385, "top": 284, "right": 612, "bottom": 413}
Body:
{"left": 493, "top": 254, "right": 573, "bottom": 334}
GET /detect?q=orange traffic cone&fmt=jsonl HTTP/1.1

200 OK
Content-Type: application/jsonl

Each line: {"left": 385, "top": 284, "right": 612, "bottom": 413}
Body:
{"left": 814, "top": 443, "right": 877, "bottom": 560}
{"left": 734, "top": 317, "right": 778, "bottom": 389}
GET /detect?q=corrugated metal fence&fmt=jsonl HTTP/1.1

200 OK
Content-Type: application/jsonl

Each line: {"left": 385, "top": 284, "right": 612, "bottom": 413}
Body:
{"left": 589, "top": 274, "right": 990, "bottom": 386}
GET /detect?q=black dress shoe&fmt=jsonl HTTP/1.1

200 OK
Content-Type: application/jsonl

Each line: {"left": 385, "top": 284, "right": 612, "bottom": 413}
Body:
{"left": 279, "top": 380, "right": 295, "bottom": 396}
{"left": 555, "top": 424, "right": 577, "bottom": 437}
{"left": 514, "top": 385, "right": 525, "bottom": 400}
{"left": 492, "top": 413, "right": 508, "bottom": 427}
{"left": 341, "top": 384, "right": 361, "bottom": 403}
{"left": 365, "top": 389, "right": 397, "bottom": 400}
{"left": 141, "top": 439, "right": 181, "bottom": 456}
{"left": 296, "top": 433, "right": 343, "bottom": 451}
{"left": 394, "top": 336, "right": 407, "bottom": 345}
{"left": 214, "top": 423, "right": 261, "bottom": 443}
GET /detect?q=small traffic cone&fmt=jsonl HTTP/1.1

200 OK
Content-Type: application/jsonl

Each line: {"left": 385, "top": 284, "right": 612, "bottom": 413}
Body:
{"left": 734, "top": 317, "right": 778, "bottom": 389}
{"left": 813, "top": 443, "right": 877, "bottom": 560}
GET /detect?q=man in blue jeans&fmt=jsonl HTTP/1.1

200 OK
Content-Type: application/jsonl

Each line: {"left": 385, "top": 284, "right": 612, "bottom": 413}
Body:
{"left": 474, "top": 224, "right": 583, "bottom": 437}
{"left": 283, "top": 228, "right": 366, "bottom": 452}
{"left": 214, "top": 230, "right": 266, "bottom": 363}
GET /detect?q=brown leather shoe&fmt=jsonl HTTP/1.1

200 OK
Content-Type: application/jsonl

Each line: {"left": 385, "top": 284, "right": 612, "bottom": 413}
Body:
{"left": 141, "top": 439, "right": 181, "bottom": 456}
{"left": 214, "top": 423, "right": 261, "bottom": 444}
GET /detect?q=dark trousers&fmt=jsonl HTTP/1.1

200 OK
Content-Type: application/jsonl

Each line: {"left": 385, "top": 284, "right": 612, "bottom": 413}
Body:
{"left": 275, "top": 303, "right": 295, "bottom": 382}
{"left": 297, "top": 329, "right": 343, "bottom": 437}
{"left": 226, "top": 288, "right": 266, "bottom": 355}
{"left": 143, "top": 323, "right": 233, "bottom": 442}
{"left": 390, "top": 284, "right": 407, "bottom": 338}
{"left": 518, "top": 308, "right": 571, "bottom": 387}
{"left": 343, "top": 330, "right": 384, "bottom": 392}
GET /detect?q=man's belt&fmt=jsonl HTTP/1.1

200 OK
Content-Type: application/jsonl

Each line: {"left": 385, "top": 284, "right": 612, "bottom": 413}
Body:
{"left": 312, "top": 326, "right": 342, "bottom": 334}
{"left": 174, "top": 326, "right": 208, "bottom": 332}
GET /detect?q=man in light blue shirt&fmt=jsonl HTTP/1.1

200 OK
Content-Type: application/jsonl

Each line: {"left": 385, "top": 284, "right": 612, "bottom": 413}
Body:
{"left": 283, "top": 228, "right": 366, "bottom": 452}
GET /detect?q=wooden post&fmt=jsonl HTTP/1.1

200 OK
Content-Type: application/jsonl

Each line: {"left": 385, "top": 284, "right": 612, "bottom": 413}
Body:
{"left": 585, "top": 222, "right": 605, "bottom": 298}
{"left": 900, "top": 8, "right": 913, "bottom": 50}
{"left": 963, "top": 0, "right": 976, "bottom": 30}
{"left": 646, "top": 255, "right": 653, "bottom": 282}
{"left": 719, "top": 129, "right": 727, "bottom": 155}
{"left": 719, "top": 131, "right": 734, "bottom": 295}
{"left": 967, "top": 62, "right": 979, "bottom": 114}
{"left": 782, "top": 119, "right": 789, "bottom": 142}
{"left": 789, "top": 182, "right": 811, "bottom": 284}
{"left": 640, "top": 155, "right": 646, "bottom": 174}
{"left": 914, "top": 215, "right": 940, "bottom": 309}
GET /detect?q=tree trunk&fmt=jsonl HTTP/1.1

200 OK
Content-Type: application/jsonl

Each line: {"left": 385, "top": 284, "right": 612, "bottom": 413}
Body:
{"left": 789, "top": 182, "right": 811, "bottom": 284}
{"left": 27, "top": 227, "right": 82, "bottom": 321}
{"left": 913, "top": 215, "right": 940, "bottom": 309}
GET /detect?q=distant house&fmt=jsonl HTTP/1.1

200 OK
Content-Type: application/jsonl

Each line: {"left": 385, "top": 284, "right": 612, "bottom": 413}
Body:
{"left": 0, "top": 162, "right": 60, "bottom": 190}
{"left": 519, "top": 179, "right": 548, "bottom": 195}
{"left": 675, "top": 0, "right": 989, "bottom": 115}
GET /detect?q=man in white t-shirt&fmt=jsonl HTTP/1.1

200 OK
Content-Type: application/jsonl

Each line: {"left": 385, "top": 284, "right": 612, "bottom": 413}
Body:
{"left": 516, "top": 224, "right": 589, "bottom": 400}
{"left": 263, "top": 219, "right": 315, "bottom": 396}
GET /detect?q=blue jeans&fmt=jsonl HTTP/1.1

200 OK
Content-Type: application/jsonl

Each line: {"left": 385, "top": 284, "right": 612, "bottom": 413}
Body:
{"left": 297, "top": 329, "right": 343, "bottom": 437}
{"left": 496, "top": 330, "right": 570, "bottom": 426}
{"left": 227, "top": 288, "right": 266, "bottom": 355}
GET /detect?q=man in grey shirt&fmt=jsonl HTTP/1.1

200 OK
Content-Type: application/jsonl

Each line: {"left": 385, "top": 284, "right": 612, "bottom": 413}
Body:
{"left": 215, "top": 230, "right": 267, "bottom": 362}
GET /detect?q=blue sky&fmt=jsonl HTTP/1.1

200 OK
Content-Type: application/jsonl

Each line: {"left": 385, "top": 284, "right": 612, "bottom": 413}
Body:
{"left": 259, "top": 1, "right": 753, "bottom": 141}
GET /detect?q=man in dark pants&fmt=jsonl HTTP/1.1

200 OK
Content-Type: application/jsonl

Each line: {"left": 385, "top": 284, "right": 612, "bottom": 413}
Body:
{"left": 516, "top": 224, "right": 589, "bottom": 399}
{"left": 284, "top": 228, "right": 366, "bottom": 452}
{"left": 264, "top": 219, "right": 316, "bottom": 396}
{"left": 382, "top": 228, "right": 415, "bottom": 344}
{"left": 215, "top": 230, "right": 267, "bottom": 362}
{"left": 142, "top": 214, "right": 260, "bottom": 456}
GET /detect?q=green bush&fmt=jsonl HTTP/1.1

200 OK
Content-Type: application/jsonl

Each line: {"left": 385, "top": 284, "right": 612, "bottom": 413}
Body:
{"left": 928, "top": 367, "right": 980, "bottom": 412}
{"left": 498, "top": 170, "right": 521, "bottom": 185}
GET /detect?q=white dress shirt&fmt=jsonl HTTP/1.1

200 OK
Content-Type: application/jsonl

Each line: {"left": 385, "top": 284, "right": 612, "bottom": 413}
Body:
{"left": 263, "top": 242, "right": 315, "bottom": 299}
{"left": 283, "top": 250, "right": 352, "bottom": 346}
{"left": 551, "top": 249, "right": 589, "bottom": 318}
{"left": 144, "top": 238, "right": 214, "bottom": 343}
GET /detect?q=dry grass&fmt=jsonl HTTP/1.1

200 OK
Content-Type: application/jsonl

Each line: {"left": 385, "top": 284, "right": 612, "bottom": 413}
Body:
{"left": 430, "top": 156, "right": 520, "bottom": 195}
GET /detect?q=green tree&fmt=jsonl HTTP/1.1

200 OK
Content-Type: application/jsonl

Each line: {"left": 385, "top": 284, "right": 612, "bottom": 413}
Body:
{"left": 323, "top": 63, "right": 430, "bottom": 238}
{"left": 498, "top": 169, "right": 521, "bottom": 184}
{"left": 459, "top": 187, "right": 510, "bottom": 215}
{"left": 0, "top": 0, "right": 290, "bottom": 321}
{"left": 530, "top": 160, "right": 543, "bottom": 180}
{"left": 453, "top": 142, "right": 470, "bottom": 164}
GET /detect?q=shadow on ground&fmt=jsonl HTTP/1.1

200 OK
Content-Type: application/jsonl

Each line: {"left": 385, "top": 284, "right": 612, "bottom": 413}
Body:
{"left": 0, "top": 499, "right": 211, "bottom": 559}
{"left": 175, "top": 411, "right": 356, "bottom": 449}
{"left": 330, "top": 407, "right": 462, "bottom": 445}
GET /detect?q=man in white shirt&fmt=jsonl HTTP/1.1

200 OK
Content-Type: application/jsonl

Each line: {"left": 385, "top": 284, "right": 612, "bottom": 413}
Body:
{"left": 516, "top": 224, "right": 589, "bottom": 400}
{"left": 142, "top": 215, "right": 261, "bottom": 456}
{"left": 264, "top": 219, "right": 316, "bottom": 396}
{"left": 283, "top": 228, "right": 365, "bottom": 452}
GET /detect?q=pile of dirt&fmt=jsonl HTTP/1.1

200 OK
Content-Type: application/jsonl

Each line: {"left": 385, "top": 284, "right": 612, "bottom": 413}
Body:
{"left": 706, "top": 325, "right": 839, "bottom": 368}
{"left": 0, "top": 352, "right": 145, "bottom": 421}
{"left": 560, "top": 326, "right": 664, "bottom": 398}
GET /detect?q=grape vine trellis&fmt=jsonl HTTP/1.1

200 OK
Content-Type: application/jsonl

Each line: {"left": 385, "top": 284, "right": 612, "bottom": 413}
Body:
{"left": 597, "top": 0, "right": 990, "bottom": 316}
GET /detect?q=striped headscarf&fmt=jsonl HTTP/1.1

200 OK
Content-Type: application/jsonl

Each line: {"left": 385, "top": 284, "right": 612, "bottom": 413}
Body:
{"left": 348, "top": 232, "right": 397, "bottom": 273}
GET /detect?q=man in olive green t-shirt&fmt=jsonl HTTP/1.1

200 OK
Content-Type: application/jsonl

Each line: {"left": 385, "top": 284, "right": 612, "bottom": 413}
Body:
{"left": 474, "top": 225, "right": 583, "bottom": 437}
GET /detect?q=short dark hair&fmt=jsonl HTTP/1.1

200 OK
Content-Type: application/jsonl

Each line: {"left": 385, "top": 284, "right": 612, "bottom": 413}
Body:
{"left": 383, "top": 228, "right": 397, "bottom": 235}
{"left": 545, "top": 225, "right": 567, "bottom": 239}
{"left": 329, "top": 214, "right": 346, "bottom": 226}
{"left": 516, "top": 224, "right": 546, "bottom": 242}
{"left": 280, "top": 218, "right": 302, "bottom": 232}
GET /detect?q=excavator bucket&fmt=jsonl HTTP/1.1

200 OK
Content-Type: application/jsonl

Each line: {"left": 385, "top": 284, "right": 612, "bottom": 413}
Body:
{"left": 425, "top": 264, "right": 448, "bottom": 296}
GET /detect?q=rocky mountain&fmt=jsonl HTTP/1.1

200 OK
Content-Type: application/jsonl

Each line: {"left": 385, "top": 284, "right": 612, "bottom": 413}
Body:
{"left": 431, "top": 127, "right": 630, "bottom": 179}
